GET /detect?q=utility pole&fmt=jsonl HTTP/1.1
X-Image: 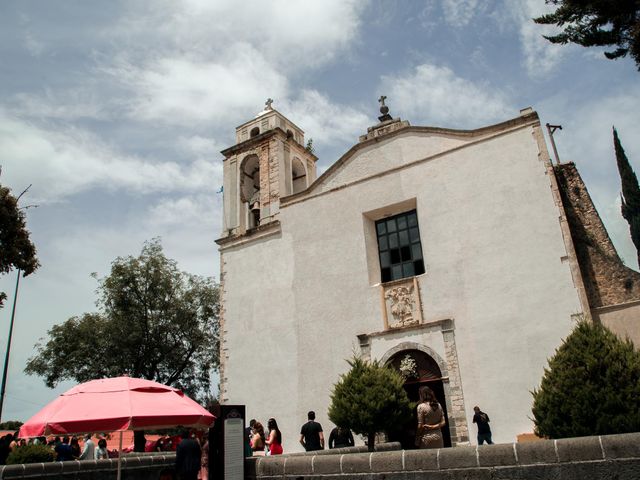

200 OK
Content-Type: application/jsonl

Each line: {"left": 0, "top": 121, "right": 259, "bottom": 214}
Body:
{"left": 546, "top": 123, "right": 563, "bottom": 165}
{"left": 0, "top": 270, "right": 21, "bottom": 421}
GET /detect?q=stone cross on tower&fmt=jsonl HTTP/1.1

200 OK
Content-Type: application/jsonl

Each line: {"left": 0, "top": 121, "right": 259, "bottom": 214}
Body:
{"left": 378, "top": 95, "right": 392, "bottom": 122}
{"left": 265, "top": 98, "right": 274, "bottom": 110}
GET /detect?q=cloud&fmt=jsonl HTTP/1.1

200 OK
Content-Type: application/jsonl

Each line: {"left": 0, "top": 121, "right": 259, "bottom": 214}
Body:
{"left": 283, "top": 90, "right": 370, "bottom": 147}
{"left": 112, "top": 0, "right": 367, "bottom": 70}
{"left": 110, "top": 44, "right": 289, "bottom": 126}
{"left": 441, "top": 0, "right": 485, "bottom": 27}
{"left": 9, "top": 89, "right": 111, "bottom": 121}
{"left": 379, "top": 63, "right": 513, "bottom": 127}
{"left": 505, "top": 0, "right": 566, "bottom": 77}
{"left": 0, "top": 113, "right": 218, "bottom": 203}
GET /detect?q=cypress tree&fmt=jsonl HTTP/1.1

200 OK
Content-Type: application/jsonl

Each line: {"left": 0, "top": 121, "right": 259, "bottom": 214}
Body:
{"left": 532, "top": 320, "right": 640, "bottom": 439}
{"left": 614, "top": 127, "right": 640, "bottom": 268}
{"left": 328, "top": 356, "right": 413, "bottom": 451}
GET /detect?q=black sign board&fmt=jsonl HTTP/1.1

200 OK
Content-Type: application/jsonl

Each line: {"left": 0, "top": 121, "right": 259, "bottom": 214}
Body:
{"left": 210, "top": 404, "right": 246, "bottom": 480}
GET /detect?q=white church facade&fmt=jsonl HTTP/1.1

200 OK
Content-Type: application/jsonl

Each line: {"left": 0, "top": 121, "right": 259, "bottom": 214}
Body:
{"left": 216, "top": 101, "right": 640, "bottom": 450}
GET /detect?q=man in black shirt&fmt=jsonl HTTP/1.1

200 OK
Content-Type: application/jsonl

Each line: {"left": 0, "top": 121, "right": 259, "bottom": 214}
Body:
{"left": 473, "top": 406, "right": 494, "bottom": 445}
{"left": 299, "top": 411, "right": 324, "bottom": 451}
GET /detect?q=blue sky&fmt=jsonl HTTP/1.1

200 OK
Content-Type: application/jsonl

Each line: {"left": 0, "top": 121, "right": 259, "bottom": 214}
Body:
{"left": 1, "top": 0, "right": 639, "bottom": 423}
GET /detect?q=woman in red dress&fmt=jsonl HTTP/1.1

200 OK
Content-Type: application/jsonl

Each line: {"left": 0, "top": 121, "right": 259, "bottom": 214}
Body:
{"left": 265, "top": 418, "right": 283, "bottom": 455}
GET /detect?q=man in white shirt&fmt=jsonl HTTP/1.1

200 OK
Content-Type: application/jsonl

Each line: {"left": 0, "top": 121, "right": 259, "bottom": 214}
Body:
{"left": 79, "top": 434, "right": 96, "bottom": 460}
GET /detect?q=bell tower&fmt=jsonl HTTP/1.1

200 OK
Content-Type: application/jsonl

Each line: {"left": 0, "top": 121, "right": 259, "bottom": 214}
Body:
{"left": 219, "top": 100, "right": 317, "bottom": 238}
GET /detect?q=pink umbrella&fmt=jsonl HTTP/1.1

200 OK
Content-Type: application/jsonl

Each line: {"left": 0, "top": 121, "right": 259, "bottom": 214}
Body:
{"left": 19, "top": 377, "right": 215, "bottom": 480}
{"left": 20, "top": 376, "right": 215, "bottom": 437}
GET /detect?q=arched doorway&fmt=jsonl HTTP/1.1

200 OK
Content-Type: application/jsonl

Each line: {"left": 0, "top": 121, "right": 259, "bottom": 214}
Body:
{"left": 386, "top": 349, "right": 452, "bottom": 449}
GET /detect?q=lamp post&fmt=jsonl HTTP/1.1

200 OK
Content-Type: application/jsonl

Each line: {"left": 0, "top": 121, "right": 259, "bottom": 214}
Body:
{"left": 0, "top": 270, "right": 21, "bottom": 422}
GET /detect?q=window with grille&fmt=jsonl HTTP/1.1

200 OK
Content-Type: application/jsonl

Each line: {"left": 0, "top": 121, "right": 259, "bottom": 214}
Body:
{"left": 376, "top": 210, "right": 425, "bottom": 283}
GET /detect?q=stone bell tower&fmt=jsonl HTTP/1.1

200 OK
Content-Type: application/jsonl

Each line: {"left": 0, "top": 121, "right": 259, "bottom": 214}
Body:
{"left": 219, "top": 99, "right": 317, "bottom": 238}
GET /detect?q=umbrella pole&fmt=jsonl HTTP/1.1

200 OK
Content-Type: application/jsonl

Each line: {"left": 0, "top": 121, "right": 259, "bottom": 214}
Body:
{"left": 116, "top": 431, "right": 123, "bottom": 480}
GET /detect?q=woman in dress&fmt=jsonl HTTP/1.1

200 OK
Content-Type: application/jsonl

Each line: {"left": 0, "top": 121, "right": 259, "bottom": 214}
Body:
{"left": 251, "top": 422, "right": 266, "bottom": 455}
{"left": 415, "top": 386, "right": 446, "bottom": 449}
{"left": 265, "top": 418, "right": 283, "bottom": 455}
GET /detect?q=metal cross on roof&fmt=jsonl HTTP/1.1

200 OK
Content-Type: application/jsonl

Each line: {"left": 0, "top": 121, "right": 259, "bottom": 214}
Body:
{"left": 265, "top": 98, "right": 274, "bottom": 109}
{"left": 378, "top": 95, "right": 387, "bottom": 107}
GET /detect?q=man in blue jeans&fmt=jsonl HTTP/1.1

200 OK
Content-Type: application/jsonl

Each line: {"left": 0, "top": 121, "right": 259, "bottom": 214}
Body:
{"left": 473, "top": 406, "right": 494, "bottom": 445}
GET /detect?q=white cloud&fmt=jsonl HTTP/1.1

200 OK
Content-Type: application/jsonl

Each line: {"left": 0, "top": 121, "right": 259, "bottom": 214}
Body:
{"left": 112, "top": 0, "right": 366, "bottom": 70}
{"left": 0, "top": 113, "right": 218, "bottom": 203}
{"left": 505, "top": 0, "right": 566, "bottom": 77}
{"left": 379, "top": 63, "right": 513, "bottom": 127}
{"left": 441, "top": 0, "right": 484, "bottom": 27}
{"left": 284, "top": 90, "right": 370, "bottom": 147}
{"left": 111, "top": 44, "right": 289, "bottom": 126}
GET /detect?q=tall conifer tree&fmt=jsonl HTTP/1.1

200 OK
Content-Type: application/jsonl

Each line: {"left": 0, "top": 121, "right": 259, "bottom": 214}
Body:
{"left": 614, "top": 127, "right": 640, "bottom": 268}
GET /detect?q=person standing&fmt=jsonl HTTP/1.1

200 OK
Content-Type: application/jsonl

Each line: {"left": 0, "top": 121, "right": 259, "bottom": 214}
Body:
{"left": 69, "top": 436, "right": 81, "bottom": 459}
{"left": 265, "top": 418, "right": 283, "bottom": 455}
{"left": 415, "top": 386, "right": 446, "bottom": 449}
{"left": 95, "top": 438, "right": 109, "bottom": 460}
{"left": 299, "top": 411, "right": 324, "bottom": 451}
{"left": 328, "top": 427, "right": 354, "bottom": 449}
{"left": 79, "top": 434, "right": 95, "bottom": 460}
{"left": 251, "top": 421, "right": 266, "bottom": 455}
{"left": 55, "top": 436, "right": 74, "bottom": 461}
{"left": 175, "top": 431, "right": 201, "bottom": 480}
{"left": 473, "top": 406, "right": 494, "bottom": 445}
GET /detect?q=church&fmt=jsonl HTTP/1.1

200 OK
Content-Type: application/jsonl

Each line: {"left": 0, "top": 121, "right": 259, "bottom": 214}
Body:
{"left": 215, "top": 99, "right": 640, "bottom": 450}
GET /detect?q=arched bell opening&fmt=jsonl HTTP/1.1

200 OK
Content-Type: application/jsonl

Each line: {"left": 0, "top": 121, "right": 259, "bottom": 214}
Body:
{"left": 291, "top": 157, "right": 307, "bottom": 194}
{"left": 386, "top": 349, "right": 452, "bottom": 449}
{"left": 240, "top": 154, "right": 261, "bottom": 229}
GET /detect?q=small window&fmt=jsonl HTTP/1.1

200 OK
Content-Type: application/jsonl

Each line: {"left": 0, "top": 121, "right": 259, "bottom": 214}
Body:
{"left": 376, "top": 210, "right": 424, "bottom": 283}
{"left": 250, "top": 127, "right": 260, "bottom": 138}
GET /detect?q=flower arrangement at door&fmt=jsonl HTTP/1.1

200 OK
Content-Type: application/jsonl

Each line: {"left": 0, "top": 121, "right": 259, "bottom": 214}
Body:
{"left": 399, "top": 354, "right": 418, "bottom": 380}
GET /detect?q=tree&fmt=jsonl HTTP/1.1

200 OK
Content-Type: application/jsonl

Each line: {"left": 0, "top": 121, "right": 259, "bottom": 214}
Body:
{"left": 25, "top": 238, "right": 220, "bottom": 402}
{"left": 614, "top": 127, "right": 640, "bottom": 268}
{"left": 531, "top": 319, "right": 640, "bottom": 438}
{"left": 0, "top": 179, "right": 39, "bottom": 307}
{"left": 328, "top": 356, "right": 413, "bottom": 451}
{"left": 0, "top": 420, "right": 22, "bottom": 431}
{"left": 533, "top": 0, "right": 640, "bottom": 70}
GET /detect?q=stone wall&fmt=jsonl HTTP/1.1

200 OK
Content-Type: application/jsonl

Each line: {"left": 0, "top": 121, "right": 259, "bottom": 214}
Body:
{"left": 554, "top": 162, "right": 640, "bottom": 308}
{"left": 0, "top": 453, "right": 175, "bottom": 479}
{"left": 247, "top": 432, "right": 640, "bottom": 480}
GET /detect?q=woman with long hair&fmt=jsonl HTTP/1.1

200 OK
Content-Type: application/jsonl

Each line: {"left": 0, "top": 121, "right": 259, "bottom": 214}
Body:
{"left": 415, "top": 386, "right": 446, "bottom": 449}
{"left": 251, "top": 421, "right": 266, "bottom": 454}
{"left": 265, "top": 418, "right": 283, "bottom": 455}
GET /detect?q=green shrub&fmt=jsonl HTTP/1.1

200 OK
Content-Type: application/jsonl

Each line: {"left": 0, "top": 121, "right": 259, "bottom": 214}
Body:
{"left": 328, "top": 356, "right": 413, "bottom": 451}
{"left": 532, "top": 319, "right": 640, "bottom": 438}
{"left": 6, "top": 444, "right": 55, "bottom": 465}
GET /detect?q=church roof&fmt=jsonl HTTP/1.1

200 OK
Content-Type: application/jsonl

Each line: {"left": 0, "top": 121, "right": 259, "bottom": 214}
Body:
{"left": 281, "top": 109, "right": 541, "bottom": 206}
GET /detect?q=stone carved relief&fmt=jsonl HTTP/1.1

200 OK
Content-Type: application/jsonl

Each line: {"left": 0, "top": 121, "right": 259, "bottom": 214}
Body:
{"left": 383, "top": 278, "right": 423, "bottom": 329}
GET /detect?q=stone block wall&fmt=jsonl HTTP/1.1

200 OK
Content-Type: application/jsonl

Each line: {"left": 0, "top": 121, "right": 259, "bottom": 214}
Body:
{"left": 554, "top": 162, "right": 640, "bottom": 308}
{"left": 0, "top": 452, "right": 176, "bottom": 479}
{"left": 247, "top": 432, "right": 640, "bottom": 480}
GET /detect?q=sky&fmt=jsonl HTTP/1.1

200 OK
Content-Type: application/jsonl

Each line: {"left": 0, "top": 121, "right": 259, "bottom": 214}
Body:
{"left": 1, "top": 0, "right": 639, "bottom": 423}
